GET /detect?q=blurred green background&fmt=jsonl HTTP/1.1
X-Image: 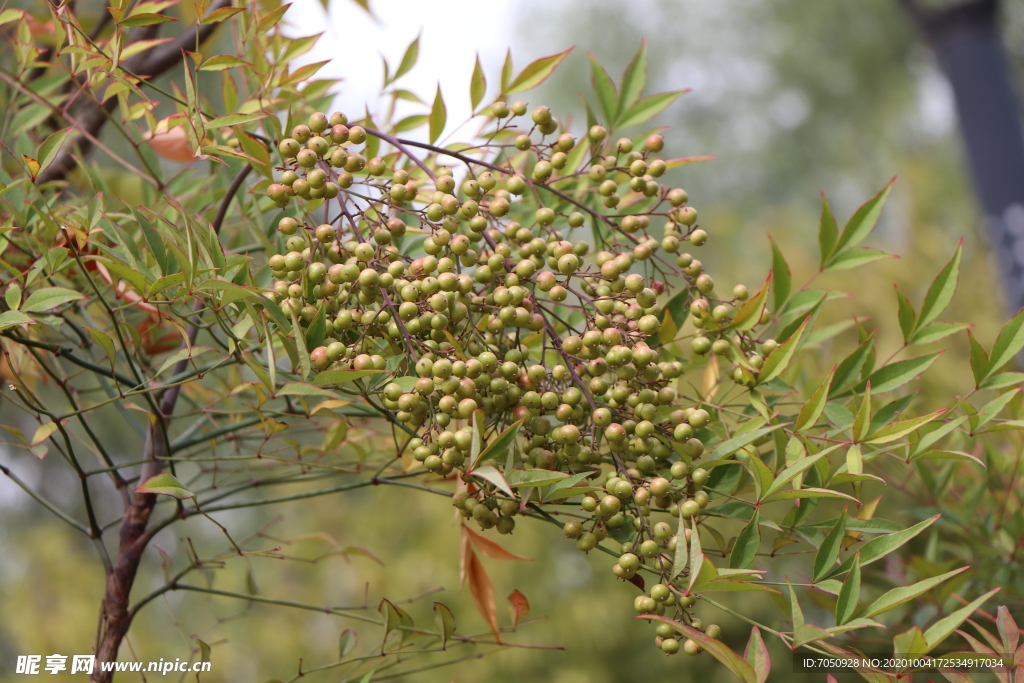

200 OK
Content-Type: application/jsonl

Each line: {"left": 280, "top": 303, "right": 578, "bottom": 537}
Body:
{"left": 2, "top": 0, "right": 1023, "bottom": 681}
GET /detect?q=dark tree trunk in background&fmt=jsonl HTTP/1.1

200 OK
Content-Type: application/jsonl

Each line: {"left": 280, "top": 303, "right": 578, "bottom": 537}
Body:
{"left": 902, "top": 0, "right": 1024, "bottom": 315}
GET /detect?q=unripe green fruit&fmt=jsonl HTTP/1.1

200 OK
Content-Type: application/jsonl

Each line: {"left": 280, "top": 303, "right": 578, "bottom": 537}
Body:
{"left": 649, "top": 477, "right": 671, "bottom": 497}
{"left": 348, "top": 126, "right": 366, "bottom": 144}
{"left": 616, "top": 138, "right": 633, "bottom": 154}
{"left": 496, "top": 516, "right": 515, "bottom": 534}
{"left": 679, "top": 500, "right": 700, "bottom": 518}
{"left": 492, "top": 101, "right": 510, "bottom": 118}
{"left": 296, "top": 149, "right": 318, "bottom": 168}
{"left": 691, "top": 467, "right": 709, "bottom": 486}
{"left": 563, "top": 520, "right": 583, "bottom": 539}
{"left": 599, "top": 495, "right": 621, "bottom": 517}
{"left": 690, "top": 228, "right": 708, "bottom": 246}
{"left": 762, "top": 339, "right": 779, "bottom": 355}
{"left": 278, "top": 138, "right": 300, "bottom": 158}
{"left": 704, "top": 624, "right": 721, "bottom": 639}
{"left": 634, "top": 596, "right": 656, "bottom": 614}
{"left": 711, "top": 338, "right": 731, "bottom": 355}
{"left": 682, "top": 438, "right": 704, "bottom": 458}
{"left": 532, "top": 106, "right": 552, "bottom": 125}
{"left": 515, "top": 135, "right": 532, "bottom": 151}
{"left": 691, "top": 337, "right": 711, "bottom": 355}
{"left": 576, "top": 532, "right": 597, "bottom": 552}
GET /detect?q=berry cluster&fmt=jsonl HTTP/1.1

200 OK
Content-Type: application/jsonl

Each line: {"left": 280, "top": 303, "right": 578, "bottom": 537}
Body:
{"left": 263, "top": 104, "right": 777, "bottom": 654}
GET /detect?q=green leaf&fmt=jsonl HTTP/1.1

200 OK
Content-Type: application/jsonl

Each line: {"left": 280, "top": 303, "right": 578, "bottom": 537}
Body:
{"left": 769, "top": 236, "right": 791, "bottom": 311}
{"left": 687, "top": 517, "right": 704, "bottom": 593}
{"left": 826, "top": 515, "right": 939, "bottom": 579}
{"left": 37, "top": 127, "right": 73, "bottom": 175}
{"left": 472, "top": 420, "right": 523, "bottom": 468}
{"left": 763, "top": 446, "right": 838, "bottom": 501}
{"left": 305, "top": 305, "right": 326, "bottom": 352}
{"left": 923, "top": 588, "right": 1000, "bottom": 651}
{"left": 730, "top": 271, "right": 772, "bottom": 331}
{"left": 120, "top": 12, "right": 177, "bottom": 26}
{"left": 587, "top": 52, "right": 618, "bottom": 124}
{"left": 506, "top": 47, "right": 574, "bottom": 94}
{"left": 790, "top": 584, "right": 833, "bottom": 647}
{"left": 855, "top": 353, "right": 940, "bottom": 394}
{"left": 825, "top": 247, "right": 892, "bottom": 271}
{"left": 135, "top": 472, "right": 194, "bottom": 499}
{"left": 429, "top": 85, "right": 446, "bottom": 144}
{"left": 433, "top": 602, "right": 456, "bottom": 650}
{"left": 813, "top": 513, "right": 846, "bottom": 582}
{"left": 859, "top": 567, "right": 969, "bottom": 619}
{"left": 618, "top": 40, "right": 648, "bottom": 116}
{"left": 199, "top": 55, "right": 251, "bottom": 71}
{"left": 968, "top": 330, "right": 989, "bottom": 387}
{"left": 21, "top": 286, "right": 86, "bottom": 313}
{"left": 378, "top": 598, "right": 405, "bottom": 650}
{"left": 831, "top": 334, "right": 876, "bottom": 395}
{"left": 393, "top": 34, "right": 420, "bottom": 83}
{"left": 500, "top": 49, "right": 513, "bottom": 92}
{"left": 830, "top": 177, "right": 895, "bottom": 259}
{"left": 505, "top": 468, "right": 569, "bottom": 488}
{"left": 670, "top": 509, "right": 689, "bottom": 580}
{"left": 470, "top": 464, "right": 514, "bottom": 497}
{"left": 206, "top": 112, "right": 266, "bottom": 128}
{"left": 835, "top": 553, "right": 861, "bottom": 625}
{"left": 917, "top": 240, "right": 962, "bottom": 330}
{"left": 729, "top": 511, "right": 761, "bottom": 569}
{"left": 768, "top": 488, "right": 859, "bottom": 504}
{"left": 0, "top": 310, "right": 35, "bottom": 332}
{"left": 818, "top": 192, "right": 839, "bottom": 268}
{"left": 748, "top": 456, "right": 775, "bottom": 501}
{"left": 313, "top": 369, "right": 386, "bottom": 386}
{"left": 470, "top": 53, "right": 486, "bottom": 111}
{"left": 277, "top": 382, "right": 336, "bottom": 397}
{"left": 707, "top": 424, "right": 784, "bottom": 461}
{"left": 895, "top": 285, "right": 917, "bottom": 344}
{"left": 338, "top": 628, "right": 357, "bottom": 658}
{"left": 796, "top": 366, "right": 836, "bottom": 431}
{"left": 847, "top": 443, "right": 864, "bottom": 475}
{"left": 743, "top": 627, "right": 771, "bottom": 683}
{"left": 852, "top": 384, "right": 872, "bottom": 443}
{"left": 616, "top": 90, "right": 686, "bottom": 129}
{"left": 985, "top": 306, "right": 1024, "bottom": 380}
{"left": 910, "top": 322, "right": 970, "bottom": 346}
{"left": 864, "top": 408, "right": 946, "bottom": 444}
{"left": 758, "top": 315, "right": 811, "bottom": 383}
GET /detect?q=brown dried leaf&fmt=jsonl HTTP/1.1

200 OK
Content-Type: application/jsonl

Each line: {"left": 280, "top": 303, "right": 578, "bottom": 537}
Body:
{"left": 144, "top": 116, "right": 195, "bottom": 162}
{"left": 466, "top": 547, "right": 500, "bottom": 640}
{"left": 508, "top": 590, "right": 529, "bottom": 628}
{"left": 465, "top": 526, "right": 532, "bottom": 562}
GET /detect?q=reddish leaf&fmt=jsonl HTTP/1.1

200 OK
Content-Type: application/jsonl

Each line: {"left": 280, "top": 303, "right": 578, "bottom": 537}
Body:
{"left": 627, "top": 573, "right": 646, "bottom": 592}
{"left": 466, "top": 547, "right": 500, "bottom": 641}
{"left": 464, "top": 526, "right": 532, "bottom": 561}
{"left": 743, "top": 627, "right": 771, "bottom": 683}
{"left": 145, "top": 116, "right": 195, "bottom": 162}
{"left": 508, "top": 590, "right": 529, "bottom": 628}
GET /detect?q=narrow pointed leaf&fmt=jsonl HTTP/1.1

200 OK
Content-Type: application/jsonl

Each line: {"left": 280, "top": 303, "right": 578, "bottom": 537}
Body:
{"left": 923, "top": 588, "right": 1000, "bottom": 651}
{"left": 855, "top": 353, "right": 941, "bottom": 394}
{"left": 587, "top": 52, "right": 617, "bottom": 124}
{"left": 826, "top": 515, "right": 939, "bottom": 579}
{"left": 853, "top": 384, "right": 872, "bottom": 442}
{"left": 618, "top": 40, "right": 648, "bottom": 114}
{"left": 394, "top": 34, "right": 420, "bottom": 82}
{"left": 429, "top": 85, "right": 446, "bottom": 144}
{"left": 895, "top": 285, "right": 917, "bottom": 344}
{"left": 864, "top": 408, "right": 946, "bottom": 444}
{"left": 813, "top": 514, "right": 846, "bottom": 582}
{"left": 743, "top": 627, "right": 771, "bottom": 683}
{"left": 860, "top": 567, "right": 969, "bottom": 619}
{"left": 796, "top": 366, "right": 836, "bottom": 431}
{"left": 617, "top": 90, "right": 687, "bottom": 129}
{"left": 472, "top": 419, "right": 522, "bottom": 468}
{"left": 758, "top": 315, "right": 811, "bottom": 383}
{"left": 730, "top": 271, "right": 772, "bottom": 331}
{"left": 917, "top": 240, "right": 962, "bottom": 329}
{"left": 729, "top": 511, "right": 761, "bottom": 569}
{"left": 506, "top": 47, "right": 573, "bottom": 94}
{"left": 819, "top": 192, "right": 839, "bottom": 267}
{"left": 470, "top": 53, "right": 486, "bottom": 111}
{"left": 670, "top": 508, "right": 689, "bottom": 580}
{"left": 985, "top": 306, "right": 1024, "bottom": 380}
{"left": 831, "top": 177, "right": 895, "bottom": 257}
{"left": 835, "top": 553, "right": 861, "bottom": 625}
{"left": 769, "top": 236, "right": 792, "bottom": 310}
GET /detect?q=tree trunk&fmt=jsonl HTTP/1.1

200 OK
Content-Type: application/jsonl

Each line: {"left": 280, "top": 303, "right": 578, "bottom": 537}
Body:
{"left": 903, "top": 0, "right": 1024, "bottom": 316}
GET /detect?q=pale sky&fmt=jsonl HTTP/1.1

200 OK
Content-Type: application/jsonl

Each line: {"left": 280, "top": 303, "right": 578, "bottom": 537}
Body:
{"left": 284, "top": 0, "right": 523, "bottom": 138}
